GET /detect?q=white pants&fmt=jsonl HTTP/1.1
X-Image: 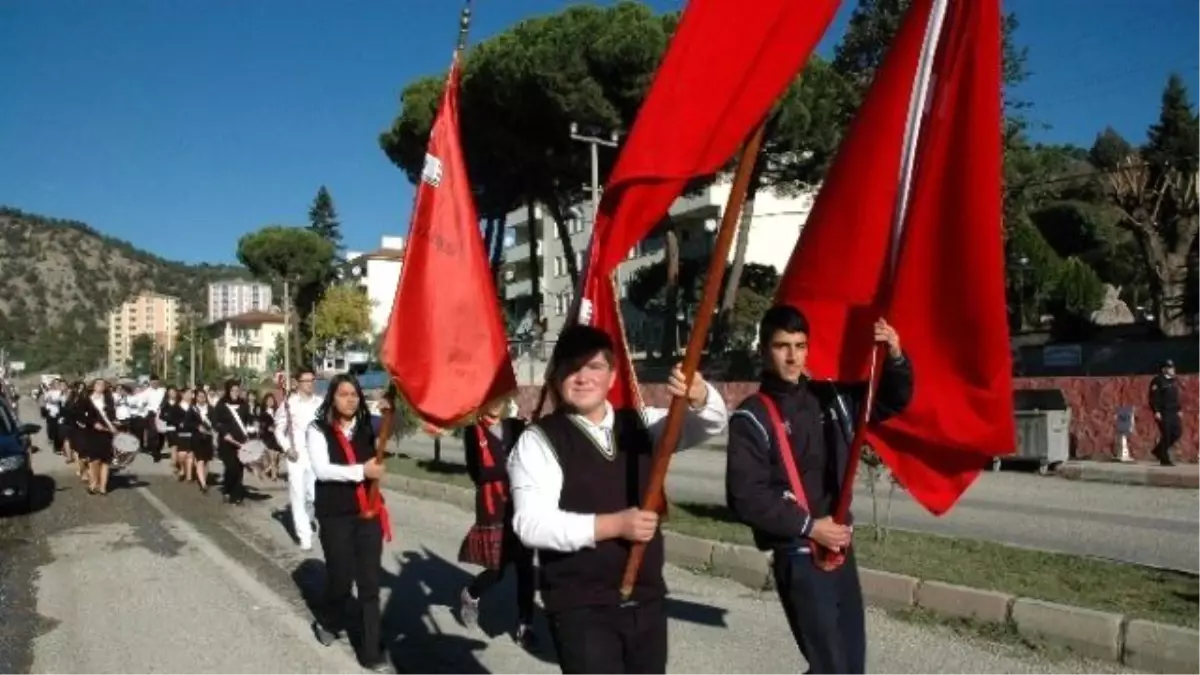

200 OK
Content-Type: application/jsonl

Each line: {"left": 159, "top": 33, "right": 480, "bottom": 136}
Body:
{"left": 288, "top": 459, "right": 315, "bottom": 544}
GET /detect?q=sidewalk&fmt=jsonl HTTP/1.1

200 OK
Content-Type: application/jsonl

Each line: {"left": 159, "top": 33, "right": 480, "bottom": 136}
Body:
{"left": 1057, "top": 460, "right": 1199, "bottom": 489}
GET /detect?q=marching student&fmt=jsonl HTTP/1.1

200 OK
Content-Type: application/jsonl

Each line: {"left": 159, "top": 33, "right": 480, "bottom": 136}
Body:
{"left": 507, "top": 324, "right": 729, "bottom": 674}
{"left": 213, "top": 379, "right": 252, "bottom": 505}
{"left": 306, "top": 373, "right": 390, "bottom": 672}
{"left": 276, "top": 368, "right": 322, "bottom": 551}
{"left": 186, "top": 389, "right": 215, "bottom": 492}
{"left": 456, "top": 397, "right": 536, "bottom": 649}
{"left": 80, "top": 378, "right": 118, "bottom": 495}
{"left": 258, "top": 391, "right": 282, "bottom": 481}
{"left": 724, "top": 305, "right": 913, "bottom": 674}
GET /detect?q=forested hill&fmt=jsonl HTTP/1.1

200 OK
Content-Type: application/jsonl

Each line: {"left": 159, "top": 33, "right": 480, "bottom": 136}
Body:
{"left": 0, "top": 207, "right": 248, "bottom": 374}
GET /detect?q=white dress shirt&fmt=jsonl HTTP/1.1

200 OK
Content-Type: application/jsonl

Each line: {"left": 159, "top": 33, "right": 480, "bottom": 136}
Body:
{"left": 305, "top": 419, "right": 367, "bottom": 483}
{"left": 143, "top": 386, "right": 166, "bottom": 415}
{"left": 507, "top": 382, "right": 729, "bottom": 553}
{"left": 275, "top": 393, "right": 322, "bottom": 463}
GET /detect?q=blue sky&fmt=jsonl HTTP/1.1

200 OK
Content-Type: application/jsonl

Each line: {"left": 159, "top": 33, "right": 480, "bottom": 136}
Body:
{"left": 1, "top": 0, "right": 1196, "bottom": 265}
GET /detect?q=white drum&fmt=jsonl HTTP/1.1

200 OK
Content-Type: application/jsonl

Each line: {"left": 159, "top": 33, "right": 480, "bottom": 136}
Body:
{"left": 112, "top": 432, "right": 141, "bottom": 469}
{"left": 238, "top": 439, "right": 268, "bottom": 470}
{"left": 155, "top": 418, "right": 169, "bottom": 433}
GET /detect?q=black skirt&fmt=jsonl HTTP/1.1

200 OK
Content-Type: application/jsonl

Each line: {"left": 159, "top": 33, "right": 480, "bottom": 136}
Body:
{"left": 81, "top": 429, "right": 114, "bottom": 463}
{"left": 191, "top": 433, "right": 214, "bottom": 462}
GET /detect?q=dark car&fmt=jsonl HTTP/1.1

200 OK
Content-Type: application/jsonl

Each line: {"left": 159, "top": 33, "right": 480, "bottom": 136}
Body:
{"left": 0, "top": 397, "right": 40, "bottom": 511}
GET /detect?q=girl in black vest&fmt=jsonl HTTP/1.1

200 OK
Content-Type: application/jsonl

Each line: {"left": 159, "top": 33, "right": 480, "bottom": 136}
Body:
{"left": 306, "top": 373, "right": 390, "bottom": 672}
{"left": 213, "top": 379, "right": 252, "bottom": 505}
{"left": 186, "top": 389, "right": 215, "bottom": 492}
{"left": 80, "top": 378, "right": 118, "bottom": 495}
{"left": 507, "top": 325, "right": 729, "bottom": 674}
{"left": 455, "top": 397, "right": 537, "bottom": 649}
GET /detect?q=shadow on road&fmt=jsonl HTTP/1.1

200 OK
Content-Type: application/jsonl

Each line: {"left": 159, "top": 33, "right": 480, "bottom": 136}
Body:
{"left": 0, "top": 474, "right": 57, "bottom": 519}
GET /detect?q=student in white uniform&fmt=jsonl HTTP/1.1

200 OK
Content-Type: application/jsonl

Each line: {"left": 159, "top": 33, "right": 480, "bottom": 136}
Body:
{"left": 275, "top": 368, "right": 322, "bottom": 550}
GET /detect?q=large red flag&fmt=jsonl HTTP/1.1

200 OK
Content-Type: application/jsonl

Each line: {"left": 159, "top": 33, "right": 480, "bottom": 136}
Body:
{"left": 576, "top": 0, "right": 842, "bottom": 408}
{"left": 776, "top": 0, "right": 1013, "bottom": 515}
{"left": 380, "top": 55, "right": 516, "bottom": 427}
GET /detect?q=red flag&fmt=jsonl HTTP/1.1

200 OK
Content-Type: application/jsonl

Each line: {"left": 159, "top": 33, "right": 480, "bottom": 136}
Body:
{"left": 380, "top": 55, "right": 516, "bottom": 427}
{"left": 577, "top": 0, "right": 842, "bottom": 407}
{"left": 776, "top": 0, "right": 1013, "bottom": 515}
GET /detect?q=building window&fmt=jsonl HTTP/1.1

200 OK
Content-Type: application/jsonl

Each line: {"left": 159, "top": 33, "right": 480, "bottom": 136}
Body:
{"left": 554, "top": 256, "right": 565, "bottom": 277}
{"left": 571, "top": 218, "right": 585, "bottom": 234}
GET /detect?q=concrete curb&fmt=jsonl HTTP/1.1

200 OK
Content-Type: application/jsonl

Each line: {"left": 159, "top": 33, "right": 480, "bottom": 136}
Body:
{"left": 384, "top": 473, "right": 1199, "bottom": 674}
{"left": 1057, "top": 461, "right": 1199, "bottom": 489}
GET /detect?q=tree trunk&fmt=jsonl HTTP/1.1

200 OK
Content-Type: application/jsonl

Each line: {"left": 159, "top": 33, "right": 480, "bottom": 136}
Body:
{"left": 1132, "top": 216, "right": 1198, "bottom": 337}
{"left": 715, "top": 155, "right": 766, "bottom": 350}
{"left": 548, "top": 203, "right": 582, "bottom": 289}
{"left": 527, "top": 202, "right": 541, "bottom": 321}
{"left": 483, "top": 216, "right": 497, "bottom": 272}
{"left": 490, "top": 214, "right": 507, "bottom": 283}
{"left": 660, "top": 221, "right": 681, "bottom": 359}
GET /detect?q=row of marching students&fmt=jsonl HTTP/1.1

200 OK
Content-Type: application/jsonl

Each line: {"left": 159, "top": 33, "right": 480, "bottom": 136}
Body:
{"left": 38, "top": 377, "right": 284, "bottom": 499}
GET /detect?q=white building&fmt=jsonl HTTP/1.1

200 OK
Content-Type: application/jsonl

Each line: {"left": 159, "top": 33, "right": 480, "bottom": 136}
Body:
{"left": 499, "top": 177, "right": 816, "bottom": 352}
{"left": 207, "top": 280, "right": 273, "bottom": 323}
{"left": 337, "top": 235, "right": 406, "bottom": 337}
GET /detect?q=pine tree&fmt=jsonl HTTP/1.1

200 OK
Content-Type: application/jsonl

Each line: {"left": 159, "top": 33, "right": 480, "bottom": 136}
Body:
{"left": 307, "top": 186, "right": 343, "bottom": 248}
{"left": 1144, "top": 73, "right": 1199, "bottom": 173}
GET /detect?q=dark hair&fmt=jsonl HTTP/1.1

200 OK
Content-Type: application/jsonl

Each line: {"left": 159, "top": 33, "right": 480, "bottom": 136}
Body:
{"left": 317, "top": 373, "right": 374, "bottom": 431}
{"left": 547, "top": 325, "right": 615, "bottom": 407}
{"left": 295, "top": 367, "right": 315, "bottom": 378}
{"left": 219, "top": 379, "right": 241, "bottom": 406}
{"left": 758, "top": 304, "right": 811, "bottom": 349}
{"left": 261, "top": 392, "right": 277, "bottom": 409}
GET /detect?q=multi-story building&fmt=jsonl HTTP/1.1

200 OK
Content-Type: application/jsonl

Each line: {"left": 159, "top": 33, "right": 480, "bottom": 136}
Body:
{"left": 499, "top": 177, "right": 816, "bottom": 352}
{"left": 107, "top": 291, "right": 182, "bottom": 370}
{"left": 206, "top": 310, "right": 287, "bottom": 374}
{"left": 337, "top": 235, "right": 406, "bottom": 336}
{"left": 207, "top": 280, "right": 273, "bottom": 323}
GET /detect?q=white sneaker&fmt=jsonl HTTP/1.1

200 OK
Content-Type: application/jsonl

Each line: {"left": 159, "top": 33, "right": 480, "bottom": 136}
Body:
{"left": 299, "top": 539, "right": 313, "bottom": 551}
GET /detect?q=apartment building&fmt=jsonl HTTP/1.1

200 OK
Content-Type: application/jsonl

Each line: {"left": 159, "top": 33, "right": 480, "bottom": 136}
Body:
{"left": 107, "top": 291, "right": 182, "bottom": 369}
{"left": 499, "top": 177, "right": 817, "bottom": 351}
{"left": 207, "top": 280, "right": 273, "bottom": 322}
{"left": 206, "top": 310, "right": 287, "bottom": 373}
{"left": 337, "top": 235, "right": 406, "bottom": 336}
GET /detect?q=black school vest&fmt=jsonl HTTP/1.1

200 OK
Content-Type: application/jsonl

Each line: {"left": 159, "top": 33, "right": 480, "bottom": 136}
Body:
{"left": 533, "top": 408, "right": 666, "bottom": 613}
{"left": 313, "top": 420, "right": 375, "bottom": 518}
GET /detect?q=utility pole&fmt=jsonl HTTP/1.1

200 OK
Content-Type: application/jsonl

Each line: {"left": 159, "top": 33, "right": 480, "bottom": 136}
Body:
{"left": 189, "top": 313, "right": 197, "bottom": 389}
{"left": 282, "top": 279, "right": 291, "bottom": 393}
{"left": 568, "top": 122, "right": 620, "bottom": 225}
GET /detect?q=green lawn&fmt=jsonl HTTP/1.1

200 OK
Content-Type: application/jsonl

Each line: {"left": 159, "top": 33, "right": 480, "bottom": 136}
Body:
{"left": 386, "top": 455, "right": 1199, "bottom": 629}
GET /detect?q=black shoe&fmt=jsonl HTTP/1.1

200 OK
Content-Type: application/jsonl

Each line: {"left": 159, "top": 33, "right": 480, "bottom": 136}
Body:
{"left": 515, "top": 623, "right": 538, "bottom": 650}
{"left": 362, "top": 657, "right": 390, "bottom": 673}
{"left": 312, "top": 621, "right": 340, "bottom": 646}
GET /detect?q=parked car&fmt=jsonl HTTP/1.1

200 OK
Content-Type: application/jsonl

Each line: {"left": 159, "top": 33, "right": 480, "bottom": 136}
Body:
{"left": 0, "top": 397, "right": 40, "bottom": 511}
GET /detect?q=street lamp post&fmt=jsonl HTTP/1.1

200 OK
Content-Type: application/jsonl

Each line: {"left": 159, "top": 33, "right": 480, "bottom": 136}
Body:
{"left": 1016, "top": 255, "right": 1029, "bottom": 330}
{"left": 568, "top": 122, "right": 620, "bottom": 224}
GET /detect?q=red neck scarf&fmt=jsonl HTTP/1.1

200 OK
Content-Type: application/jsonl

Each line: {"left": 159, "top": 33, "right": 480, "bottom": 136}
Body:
{"left": 475, "top": 422, "right": 508, "bottom": 517}
{"left": 332, "top": 422, "right": 392, "bottom": 542}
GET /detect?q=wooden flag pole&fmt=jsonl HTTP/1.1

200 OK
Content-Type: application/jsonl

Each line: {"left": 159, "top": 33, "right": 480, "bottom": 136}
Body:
{"left": 365, "top": 0, "right": 474, "bottom": 520}
{"left": 619, "top": 121, "right": 767, "bottom": 600}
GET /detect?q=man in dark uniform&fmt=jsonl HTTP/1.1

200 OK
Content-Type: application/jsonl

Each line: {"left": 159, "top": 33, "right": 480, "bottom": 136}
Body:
{"left": 1149, "top": 359, "right": 1181, "bottom": 466}
{"left": 725, "top": 305, "right": 913, "bottom": 674}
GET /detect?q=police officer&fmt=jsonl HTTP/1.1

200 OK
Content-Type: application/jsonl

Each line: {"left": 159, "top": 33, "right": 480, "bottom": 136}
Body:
{"left": 1149, "top": 359, "right": 1182, "bottom": 466}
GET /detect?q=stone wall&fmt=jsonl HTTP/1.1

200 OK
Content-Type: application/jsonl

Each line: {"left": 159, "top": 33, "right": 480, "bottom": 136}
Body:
{"left": 513, "top": 374, "right": 1198, "bottom": 462}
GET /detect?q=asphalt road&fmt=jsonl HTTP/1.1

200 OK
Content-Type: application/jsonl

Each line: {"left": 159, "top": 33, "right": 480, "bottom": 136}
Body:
{"left": 397, "top": 434, "right": 1200, "bottom": 573}
{"left": 0, "top": 403, "right": 1136, "bottom": 674}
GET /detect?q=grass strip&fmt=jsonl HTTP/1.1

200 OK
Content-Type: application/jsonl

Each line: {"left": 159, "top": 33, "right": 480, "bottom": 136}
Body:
{"left": 386, "top": 455, "right": 1199, "bottom": 629}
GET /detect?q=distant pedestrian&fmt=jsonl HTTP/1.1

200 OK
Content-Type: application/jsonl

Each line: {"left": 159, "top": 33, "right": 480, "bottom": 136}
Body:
{"left": 1149, "top": 359, "right": 1182, "bottom": 466}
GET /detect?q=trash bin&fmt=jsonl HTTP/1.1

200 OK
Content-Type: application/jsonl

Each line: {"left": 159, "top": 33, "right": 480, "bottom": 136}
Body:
{"left": 1004, "top": 389, "right": 1072, "bottom": 475}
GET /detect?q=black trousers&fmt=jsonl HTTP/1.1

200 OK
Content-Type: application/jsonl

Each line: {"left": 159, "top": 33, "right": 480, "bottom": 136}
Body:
{"left": 317, "top": 513, "right": 384, "bottom": 664}
{"left": 467, "top": 543, "right": 536, "bottom": 625}
{"left": 1153, "top": 414, "right": 1182, "bottom": 462}
{"left": 546, "top": 597, "right": 667, "bottom": 674}
{"left": 772, "top": 548, "right": 866, "bottom": 674}
{"left": 46, "top": 415, "right": 61, "bottom": 451}
{"left": 144, "top": 414, "right": 163, "bottom": 460}
{"left": 220, "top": 444, "right": 245, "bottom": 501}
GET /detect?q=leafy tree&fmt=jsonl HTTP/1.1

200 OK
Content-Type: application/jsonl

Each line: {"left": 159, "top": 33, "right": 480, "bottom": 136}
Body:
{"left": 307, "top": 186, "right": 343, "bottom": 249}
{"left": 1046, "top": 256, "right": 1105, "bottom": 320}
{"left": 308, "top": 284, "right": 373, "bottom": 353}
{"left": 379, "top": 1, "right": 678, "bottom": 314}
{"left": 1098, "top": 74, "right": 1200, "bottom": 336}
{"left": 236, "top": 226, "right": 336, "bottom": 366}
{"left": 127, "top": 334, "right": 156, "bottom": 375}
